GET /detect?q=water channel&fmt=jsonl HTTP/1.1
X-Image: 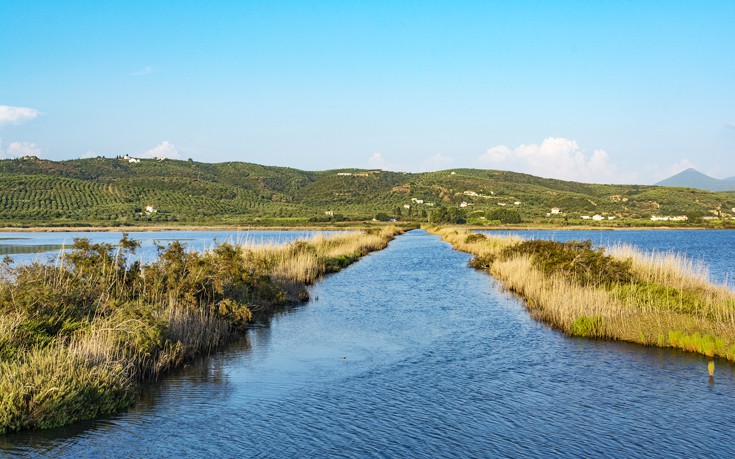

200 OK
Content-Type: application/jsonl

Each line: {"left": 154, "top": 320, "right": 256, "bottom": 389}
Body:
{"left": 2, "top": 229, "right": 735, "bottom": 457}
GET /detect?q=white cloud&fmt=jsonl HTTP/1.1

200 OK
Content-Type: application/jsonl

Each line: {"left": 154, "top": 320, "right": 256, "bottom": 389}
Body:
{"left": 365, "top": 152, "right": 453, "bottom": 173}
{"left": 131, "top": 66, "right": 154, "bottom": 76}
{"left": 142, "top": 140, "right": 180, "bottom": 159}
{"left": 0, "top": 105, "right": 41, "bottom": 127}
{"left": 420, "top": 153, "right": 453, "bottom": 172}
{"left": 367, "top": 152, "right": 385, "bottom": 168}
{"left": 646, "top": 159, "right": 699, "bottom": 183}
{"left": 662, "top": 159, "right": 697, "bottom": 176}
{"left": 478, "top": 137, "right": 636, "bottom": 183}
{"left": 727, "top": 122, "right": 735, "bottom": 130}
{"left": 0, "top": 139, "right": 44, "bottom": 158}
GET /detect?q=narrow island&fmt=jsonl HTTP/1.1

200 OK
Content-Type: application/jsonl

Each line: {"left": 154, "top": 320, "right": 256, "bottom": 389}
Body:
{"left": 432, "top": 227, "right": 735, "bottom": 361}
{"left": 0, "top": 226, "right": 405, "bottom": 434}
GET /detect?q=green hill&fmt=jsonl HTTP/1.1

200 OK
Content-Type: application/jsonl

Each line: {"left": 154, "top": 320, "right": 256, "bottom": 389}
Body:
{"left": 1, "top": 156, "right": 734, "bottom": 227}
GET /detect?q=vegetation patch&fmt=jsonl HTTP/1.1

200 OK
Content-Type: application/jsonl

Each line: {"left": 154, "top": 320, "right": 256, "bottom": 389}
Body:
{"left": 501, "top": 239, "right": 634, "bottom": 287}
{"left": 569, "top": 316, "right": 604, "bottom": 337}
{"left": 0, "top": 226, "right": 403, "bottom": 434}
{"left": 431, "top": 226, "right": 735, "bottom": 363}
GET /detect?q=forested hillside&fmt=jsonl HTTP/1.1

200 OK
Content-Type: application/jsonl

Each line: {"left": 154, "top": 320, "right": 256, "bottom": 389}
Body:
{"left": 1, "top": 156, "right": 734, "bottom": 227}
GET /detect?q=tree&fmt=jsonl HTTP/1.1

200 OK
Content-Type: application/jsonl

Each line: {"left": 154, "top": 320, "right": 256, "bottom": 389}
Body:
{"left": 486, "top": 208, "right": 522, "bottom": 224}
{"left": 429, "top": 206, "right": 466, "bottom": 224}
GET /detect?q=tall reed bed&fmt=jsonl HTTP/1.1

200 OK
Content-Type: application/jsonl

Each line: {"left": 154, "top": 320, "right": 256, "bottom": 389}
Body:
{"left": 0, "top": 226, "right": 403, "bottom": 434}
{"left": 431, "top": 227, "right": 735, "bottom": 362}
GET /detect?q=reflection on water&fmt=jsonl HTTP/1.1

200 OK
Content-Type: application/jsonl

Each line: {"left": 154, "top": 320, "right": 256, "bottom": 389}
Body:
{"left": 2, "top": 230, "right": 735, "bottom": 458}
{"left": 0, "top": 230, "right": 342, "bottom": 266}
{"left": 0, "top": 244, "right": 64, "bottom": 255}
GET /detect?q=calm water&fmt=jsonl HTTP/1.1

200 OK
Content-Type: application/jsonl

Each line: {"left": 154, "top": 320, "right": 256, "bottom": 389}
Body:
{"left": 0, "top": 230, "right": 340, "bottom": 266}
{"left": 3, "top": 230, "right": 735, "bottom": 458}
{"left": 482, "top": 229, "right": 735, "bottom": 287}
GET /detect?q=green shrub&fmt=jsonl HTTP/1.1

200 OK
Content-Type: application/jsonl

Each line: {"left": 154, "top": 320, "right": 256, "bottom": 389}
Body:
{"left": 502, "top": 239, "right": 634, "bottom": 287}
{"left": 569, "top": 316, "right": 604, "bottom": 337}
{"left": 464, "top": 233, "right": 487, "bottom": 244}
{"left": 486, "top": 208, "right": 522, "bottom": 224}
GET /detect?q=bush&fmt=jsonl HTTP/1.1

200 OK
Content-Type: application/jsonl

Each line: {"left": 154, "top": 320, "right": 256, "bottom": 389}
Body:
{"left": 569, "top": 316, "right": 604, "bottom": 337}
{"left": 502, "top": 239, "right": 634, "bottom": 287}
{"left": 486, "top": 208, "right": 522, "bottom": 224}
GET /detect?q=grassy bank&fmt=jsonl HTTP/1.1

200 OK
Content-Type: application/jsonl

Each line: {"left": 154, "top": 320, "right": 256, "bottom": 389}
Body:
{"left": 0, "top": 226, "right": 404, "bottom": 434}
{"left": 431, "top": 227, "right": 735, "bottom": 362}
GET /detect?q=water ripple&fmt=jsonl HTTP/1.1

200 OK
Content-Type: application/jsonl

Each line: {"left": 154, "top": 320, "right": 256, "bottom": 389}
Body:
{"left": 3, "top": 230, "right": 735, "bottom": 458}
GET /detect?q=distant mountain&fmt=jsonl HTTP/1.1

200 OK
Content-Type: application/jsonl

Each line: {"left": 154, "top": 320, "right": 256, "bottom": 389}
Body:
{"left": 655, "top": 168, "right": 735, "bottom": 191}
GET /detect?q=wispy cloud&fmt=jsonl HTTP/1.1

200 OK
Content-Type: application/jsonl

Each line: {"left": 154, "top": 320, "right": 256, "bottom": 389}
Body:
{"left": 727, "top": 122, "right": 735, "bottom": 130}
{"left": 420, "top": 153, "right": 453, "bottom": 172}
{"left": 142, "top": 140, "right": 180, "bottom": 159}
{"left": 0, "top": 139, "right": 44, "bottom": 158}
{"left": 646, "top": 159, "right": 698, "bottom": 183}
{"left": 478, "top": 137, "right": 637, "bottom": 184}
{"left": 130, "top": 66, "right": 154, "bottom": 76}
{"left": 0, "top": 105, "right": 42, "bottom": 127}
{"left": 366, "top": 153, "right": 454, "bottom": 172}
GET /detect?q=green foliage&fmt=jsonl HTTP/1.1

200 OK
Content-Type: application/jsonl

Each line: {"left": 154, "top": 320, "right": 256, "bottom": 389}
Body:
{"left": 502, "top": 239, "right": 634, "bottom": 287}
{"left": 0, "top": 348, "right": 134, "bottom": 434}
{"left": 667, "top": 331, "right": 726, "bottom": 357}
{"left": 0, "top": 228, "right": 401, "bottom": 434}
{"left": 569, "top": 316, "right": 604, "bottom": 337}
{"left": 429, "top": 206, "right": 466, "bottom": 224}
{"left": 486, "top": 208, "right": 522, "bottom": 223}
{"left": 464, "top": 233, "right": 487, "bottom": 244}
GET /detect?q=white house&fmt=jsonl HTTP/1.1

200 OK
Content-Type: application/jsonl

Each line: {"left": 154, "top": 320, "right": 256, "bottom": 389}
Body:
{"left": 403, "top": 204, "right": 411, "bottom": 209}
{"left": 592, "top": 215, "right": 604, "bottom": 221}
{"left": 581, "top": 216, "right": 591, "bottom": 220}
{"left": 145, "top": 205, "right": 157, "bottom": 214}
{"left": 463, "top": 191, "right": 479, "bottom": 197}
{"left": 460, "top": 202, "right": 469, "bottom": 208}
{"left": 336, "top": 172, "right": 352, "bottom": 176}
{"left": 325, "top": 210, "right": 334, "bottom": 217}
{"left": 122, "top": 155, "right": 140, "bottom": 163}
{"left": 514, "top": 201, "right": 521, "bottom": 205}
{"left": 551, "top": 207, "right": 561, "bottom": 214}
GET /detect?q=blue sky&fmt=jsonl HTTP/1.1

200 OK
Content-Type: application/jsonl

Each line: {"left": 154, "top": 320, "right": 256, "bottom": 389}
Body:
{"left": 1, "top": 1, "right": 733, "bottom": 183}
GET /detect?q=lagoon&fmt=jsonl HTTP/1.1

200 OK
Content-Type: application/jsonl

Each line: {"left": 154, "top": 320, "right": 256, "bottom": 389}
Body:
{"left": 2, "top": 229, "right": 735, "bottom": 457}
{"left": 0, "top": 230, "right": 341, "bottom": 266}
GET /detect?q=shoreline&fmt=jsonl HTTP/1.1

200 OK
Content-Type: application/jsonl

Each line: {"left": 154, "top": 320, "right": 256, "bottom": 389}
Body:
{"left": 0, "top": 224, "right": 397, "bottom": 233}
{"left": 0, "top": 223, "right": 727, "bottom": 233}
{"left": 0, "top": 226, "right": 405, "bottom": 434}
{"left": 433, "top": 226, "right": 735, "bottom": 363}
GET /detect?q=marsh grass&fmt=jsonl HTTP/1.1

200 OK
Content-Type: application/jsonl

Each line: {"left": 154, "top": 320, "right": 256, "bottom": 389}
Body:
{"left": 0, "top": 226, "right": 402, "bottom": 434}
{"left": 431, "top": 226, "right": 735, "bottom": 362}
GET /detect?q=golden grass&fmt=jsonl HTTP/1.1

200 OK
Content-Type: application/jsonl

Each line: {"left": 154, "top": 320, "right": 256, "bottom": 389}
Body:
{"left": 430, "top": 226, "right": 735, "bottom": 362}
{"left": 242, "top": 227, "right": 398, "bottom": 285}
